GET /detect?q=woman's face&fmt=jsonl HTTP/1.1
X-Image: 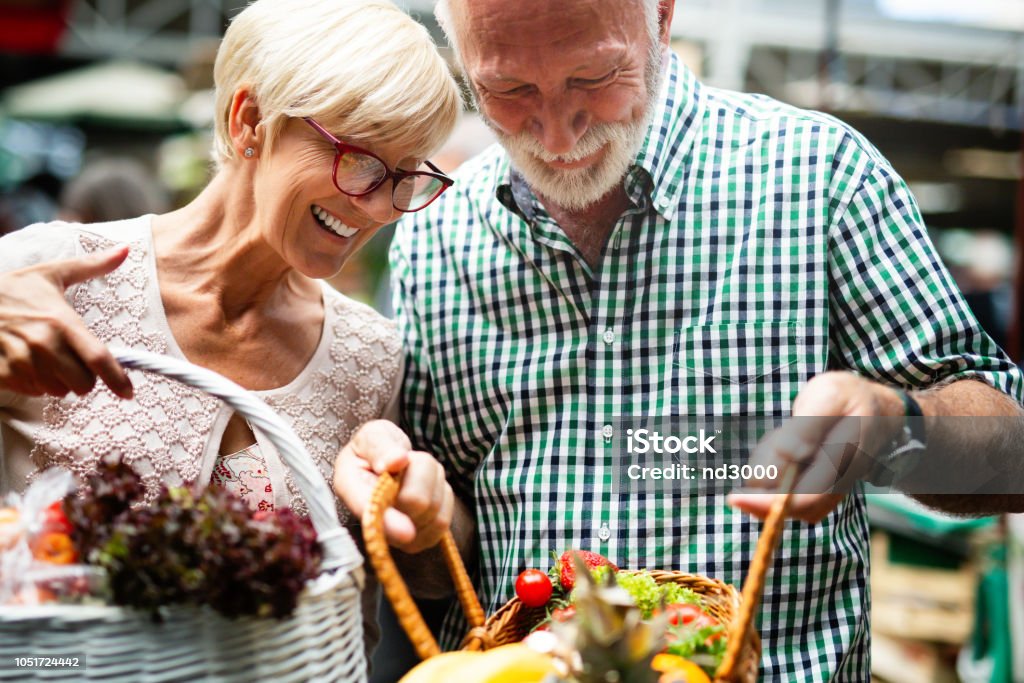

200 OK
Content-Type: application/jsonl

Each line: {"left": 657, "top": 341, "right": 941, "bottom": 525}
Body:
{"left": 249, "top": 117, "right": 413, "bottom": 279}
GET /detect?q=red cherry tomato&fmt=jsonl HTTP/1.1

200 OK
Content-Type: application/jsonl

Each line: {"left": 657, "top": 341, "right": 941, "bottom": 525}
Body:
{"left": 42, "top": 501, "right": 73, "bottom": 535}
{"left": 664, "top": 603, "right": 705, "bottom": 626}
{"left": 515, "top": 569, "right": 553, "bottom": 608}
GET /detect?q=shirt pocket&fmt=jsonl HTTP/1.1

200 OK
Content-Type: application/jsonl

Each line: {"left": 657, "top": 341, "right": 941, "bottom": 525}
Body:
{"left": 672, "top": 321, "right": 807, "bottom": 415}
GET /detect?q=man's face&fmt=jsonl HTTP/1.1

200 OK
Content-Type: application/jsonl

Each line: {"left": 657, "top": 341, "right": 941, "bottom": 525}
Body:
{"left": 454, "top": 0, "right": 664, "bottom": 211}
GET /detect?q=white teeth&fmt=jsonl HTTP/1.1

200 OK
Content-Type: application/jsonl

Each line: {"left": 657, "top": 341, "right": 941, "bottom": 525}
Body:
{"left": 312, "top": 205, "right": 358, "bottom": 238}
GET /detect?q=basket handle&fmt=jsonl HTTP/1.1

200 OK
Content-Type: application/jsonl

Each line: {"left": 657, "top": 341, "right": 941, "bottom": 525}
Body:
{"left": 715, "top": 463, "right": 799, "bottom": 682}
{"left": 362, "top": 472, "right": 484, "bottom": 660}
{"left": 112, "top": 347, "right": 361, "bottom": 574}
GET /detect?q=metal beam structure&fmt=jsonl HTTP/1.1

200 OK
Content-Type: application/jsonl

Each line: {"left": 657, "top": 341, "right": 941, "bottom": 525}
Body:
{"left": 670, "top": 0, "right": 1023, "bottom": 131}
{"left": 59, "top": 0, "right": 245, "bottom": 64}
{"left": 60, "top": 0, "right": 1022, "bottom": 131}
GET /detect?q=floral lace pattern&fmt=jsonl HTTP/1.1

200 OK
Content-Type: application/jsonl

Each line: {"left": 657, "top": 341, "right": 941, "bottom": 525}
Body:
{"left": 23, "top": 225, "right": 402, "bottom": 521}
{"left": 30, "top": 233, "right": 220, "bottom": 504}
{"left": 265, "top": 296, "right": 401, "bottom": 522}
{"left": 211, "top": 444, "right": 274, "bottom": 512}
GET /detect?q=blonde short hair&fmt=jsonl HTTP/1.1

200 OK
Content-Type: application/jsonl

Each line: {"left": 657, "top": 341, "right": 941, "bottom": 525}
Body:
{"left": 213, "top": 0, "right": 460, "bottom": 167}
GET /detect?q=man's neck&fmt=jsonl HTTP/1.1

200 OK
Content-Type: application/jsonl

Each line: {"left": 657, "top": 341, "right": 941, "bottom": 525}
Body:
{"left": 538, "top": 186, "right": 632, "bottom": 271}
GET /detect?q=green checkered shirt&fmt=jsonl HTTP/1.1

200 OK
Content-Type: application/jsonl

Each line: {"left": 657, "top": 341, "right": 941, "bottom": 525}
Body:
{"left": 390, "top": 52, "right": 1022, "bottom": 680}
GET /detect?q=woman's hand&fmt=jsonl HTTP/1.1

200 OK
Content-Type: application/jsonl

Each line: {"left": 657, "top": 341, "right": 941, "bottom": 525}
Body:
{"left": 333, "top": 419, "right": 454, "bottom": 554}
{"left": 0, "top": 246, "right": 133, "bottom": 399}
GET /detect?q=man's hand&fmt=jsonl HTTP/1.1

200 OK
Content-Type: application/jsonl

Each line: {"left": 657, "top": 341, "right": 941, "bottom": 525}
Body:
{"left": 728, "top": 371, "right": 904, "bottom": 523}
{"left": 0, "top": 247, "right": 133, "bottom": 399}
{"left": 333, "top": 419, "right": 454, "bottom": 554}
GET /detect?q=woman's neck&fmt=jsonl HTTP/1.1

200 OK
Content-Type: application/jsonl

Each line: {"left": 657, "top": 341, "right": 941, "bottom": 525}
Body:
{"left": 150, "top": 170, "right": 314, "bottom": 322}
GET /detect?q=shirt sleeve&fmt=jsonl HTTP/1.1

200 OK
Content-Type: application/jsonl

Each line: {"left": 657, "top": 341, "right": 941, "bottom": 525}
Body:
{"left": 826, "top": 149, "right": 1023, "bottom": 403}
{"left": 0, "top": 221, "right": 79, "bottom": 273}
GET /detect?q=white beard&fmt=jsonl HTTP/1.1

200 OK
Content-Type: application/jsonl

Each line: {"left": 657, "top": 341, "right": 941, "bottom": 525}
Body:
{"left": 494, "top": 116, "right": 652, "bottom": 212}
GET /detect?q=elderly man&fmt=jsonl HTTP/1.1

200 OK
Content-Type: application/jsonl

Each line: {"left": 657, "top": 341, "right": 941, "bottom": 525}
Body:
{"left": 333, "top": 0, "right": 1024, "bottom": 680}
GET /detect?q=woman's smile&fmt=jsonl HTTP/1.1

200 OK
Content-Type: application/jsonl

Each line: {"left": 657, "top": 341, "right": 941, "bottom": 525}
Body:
{"left": 311, "top": 203, "right": 360, "bottom": 239}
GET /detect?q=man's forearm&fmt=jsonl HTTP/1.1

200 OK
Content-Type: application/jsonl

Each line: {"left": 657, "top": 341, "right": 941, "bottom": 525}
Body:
{"left": 906, "top": 379, "right": 1024, "bottom": 514}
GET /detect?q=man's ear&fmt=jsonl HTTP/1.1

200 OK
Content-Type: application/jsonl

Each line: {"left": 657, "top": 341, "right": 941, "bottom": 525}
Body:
{"left": 227, "top": 87, "right": 262, "bottom": 158}
{"left": 657, "top": 0, "right": 676, "bottom": 47}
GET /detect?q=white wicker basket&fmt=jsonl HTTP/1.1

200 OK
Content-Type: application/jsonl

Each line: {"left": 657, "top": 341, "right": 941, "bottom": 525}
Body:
{"left": 0, "top": 348, "right": 367, "bottom": 682}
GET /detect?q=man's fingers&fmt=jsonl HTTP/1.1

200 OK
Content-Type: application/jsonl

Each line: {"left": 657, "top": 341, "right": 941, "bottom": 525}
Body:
{"left": 61, "top": 320, "right": 132, "bottom": 399}
{"left": 727, "top": 492, "right": 845, "bottom": 523}
{"left": 50, "top": 246, "right": 130, "bottom": 288}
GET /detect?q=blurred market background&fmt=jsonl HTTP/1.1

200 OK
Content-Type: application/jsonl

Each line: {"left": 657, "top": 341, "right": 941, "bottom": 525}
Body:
{"left": 0, "top": 1, "right": 1022, "bottom": 681}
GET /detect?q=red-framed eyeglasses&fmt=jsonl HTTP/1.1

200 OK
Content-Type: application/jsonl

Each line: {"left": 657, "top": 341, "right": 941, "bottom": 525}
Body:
{"left": 303, "top": 117, "right": 453, "bottom": 213}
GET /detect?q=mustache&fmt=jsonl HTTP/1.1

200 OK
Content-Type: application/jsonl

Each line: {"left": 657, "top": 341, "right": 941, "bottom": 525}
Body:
{"left": 505, "top": 123, "right": 625, "bottom": 164}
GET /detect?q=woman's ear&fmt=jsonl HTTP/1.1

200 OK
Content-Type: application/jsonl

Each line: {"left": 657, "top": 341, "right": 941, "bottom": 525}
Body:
{"left": 228, "top": 87, "right": 261, "bottom": 158}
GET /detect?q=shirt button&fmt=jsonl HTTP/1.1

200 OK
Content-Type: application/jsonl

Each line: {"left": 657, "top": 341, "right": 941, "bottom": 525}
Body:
{"left": 601, "top": 425, "right": 614, "bottom": 442}
{"left": 602, "top": 329, "right": 616, "bottom": 345}
{"left": 598, "top": 523, "right": 612, "bottom": 542}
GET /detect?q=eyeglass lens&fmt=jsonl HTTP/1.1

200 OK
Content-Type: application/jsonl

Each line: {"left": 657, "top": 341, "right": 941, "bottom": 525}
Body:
{"left": 335, "top": 152, "right": 446, "bottom": 211}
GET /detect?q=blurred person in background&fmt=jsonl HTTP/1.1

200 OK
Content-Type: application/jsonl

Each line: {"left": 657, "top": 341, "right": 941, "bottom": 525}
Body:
{"left": 334, "top": 0, "right": 1024, "bottom": 680}
{"left": 0, "top": 0, "right": 460, "bottom": 667}
{"left": 56, "top": 157, "right": 169, "bottom": 224}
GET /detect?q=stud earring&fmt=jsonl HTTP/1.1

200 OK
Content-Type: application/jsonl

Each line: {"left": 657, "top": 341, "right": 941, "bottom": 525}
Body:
{"left": 244, "top": 147, "right": 255, "bottom": 158}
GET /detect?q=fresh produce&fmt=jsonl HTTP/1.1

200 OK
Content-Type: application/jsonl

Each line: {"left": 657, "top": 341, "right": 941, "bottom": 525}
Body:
{"left": 546, "top": 554, "right": 666, "bottom": 683}
{"left": 65, "top": 458, "right": 321, "bottom": 619}
{"left": 550, "top": 550, "right": 617, "bottom": 591}
{"left": 0, "top": 507, "right": 22, "bottom": 551}
{"left": 515, "top": 568, "right": 553, "bottom": 607}
{"left": 30, "top": 532, "right": 77, "bottom": 564}
{"left": 397, "top": 652, "right": 480, "bottom": 683}
{"left": 652, "top": 654, "right": 712, "bottom": 683}
{"left": 533, "top": 551, "right": 728, "bottom": 679}
{"left": 41, "top": 501, "right": 73, "bottom": 535}
{"left": 398, "top": 644, "right": 556, "bottom": 683}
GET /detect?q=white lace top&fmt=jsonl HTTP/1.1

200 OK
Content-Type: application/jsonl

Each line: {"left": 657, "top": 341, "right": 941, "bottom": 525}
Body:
{"left": 0, "top": 216, "right": 403, "bottom": 522}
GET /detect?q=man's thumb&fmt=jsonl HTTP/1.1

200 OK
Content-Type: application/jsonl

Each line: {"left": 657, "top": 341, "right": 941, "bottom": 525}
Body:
{"left": 52, "top": 246, "right": 129, "bottom": 287}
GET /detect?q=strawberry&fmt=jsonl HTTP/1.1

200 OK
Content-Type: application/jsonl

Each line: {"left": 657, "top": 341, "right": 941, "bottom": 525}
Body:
{"left": 550, "top": 605, "right": 576, "bottom": 622}
{"left": 549, "top": 550, "right": 617, "bottom": 591}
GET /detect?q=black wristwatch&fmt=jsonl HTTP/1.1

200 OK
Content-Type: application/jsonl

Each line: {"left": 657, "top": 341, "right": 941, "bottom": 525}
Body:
{"left": 866, "top": 389, "right": 927, "bottom": 487}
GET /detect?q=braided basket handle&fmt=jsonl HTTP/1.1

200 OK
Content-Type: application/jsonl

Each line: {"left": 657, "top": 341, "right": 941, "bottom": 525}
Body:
{"left": 363, "top": 472, "right": 485, "bottom": 660}
{"left": 111, "top": 347, "right": 360, "bottom": 575}
{"left": 715, "top": 464, "right": 799, "bottom": 682}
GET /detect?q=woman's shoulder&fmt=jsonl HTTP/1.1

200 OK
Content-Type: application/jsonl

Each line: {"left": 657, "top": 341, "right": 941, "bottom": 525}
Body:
{"left": 322, "top": 286, "right": 401, "bottom": 354}
{"left": 0, "top": 216, "right": 152, "bottom": 272}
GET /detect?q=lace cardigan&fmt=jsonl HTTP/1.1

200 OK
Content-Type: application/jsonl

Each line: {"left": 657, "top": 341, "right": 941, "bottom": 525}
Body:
{"left": 0, "top": 215, "right": 403, "bottom": 656}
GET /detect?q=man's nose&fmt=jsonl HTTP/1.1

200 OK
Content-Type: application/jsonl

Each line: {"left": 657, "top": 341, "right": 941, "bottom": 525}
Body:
{"left": 531, "top": 93, "right": 590, "bottom": 156}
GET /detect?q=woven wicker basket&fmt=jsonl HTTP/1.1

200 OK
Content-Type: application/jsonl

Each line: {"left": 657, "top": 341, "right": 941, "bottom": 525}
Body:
{"left": 365, "top": 470, "right": 798, "bottom": 682}
{"left": 0, "top": 348, "right": 368, "bottom": 682}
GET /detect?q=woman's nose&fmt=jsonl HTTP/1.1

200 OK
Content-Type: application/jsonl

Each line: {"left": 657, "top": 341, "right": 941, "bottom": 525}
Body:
{"left": 349, "top": 183, "right": 400, "bottom": 224}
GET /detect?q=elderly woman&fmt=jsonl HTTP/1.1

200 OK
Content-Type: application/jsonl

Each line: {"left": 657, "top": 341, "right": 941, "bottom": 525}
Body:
{"left": 0, "top": 0, "right": 460, "bottom": 661}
